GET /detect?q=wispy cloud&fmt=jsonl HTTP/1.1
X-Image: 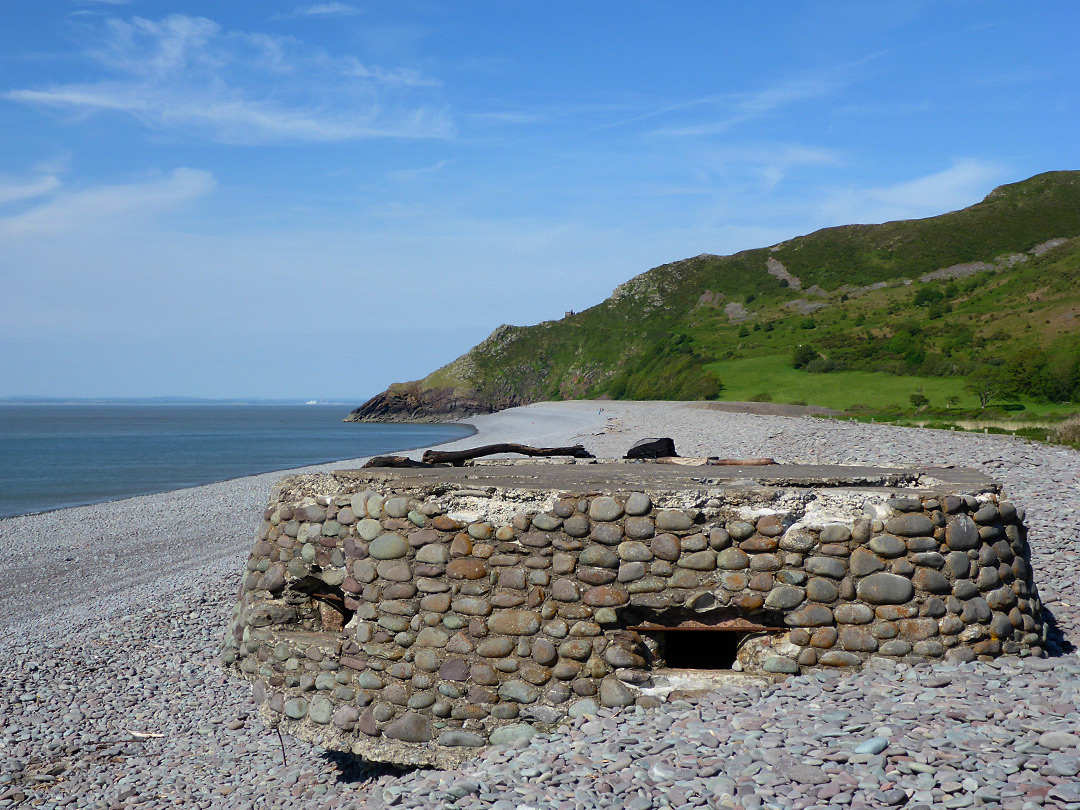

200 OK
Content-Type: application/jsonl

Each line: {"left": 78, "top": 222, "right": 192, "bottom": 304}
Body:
{"left": 600, "top": 52, "right": 889, "bottom": 140}
{"left": 0, "top": 167, "right": 215, "bottom": 239}
{"left": 651, "top": 74, "right": 840, "bottom": 138}
{"left": 820, "top": 159, "right": 1004, "bottom": 224}
{"left": 0, "top": 173, "right": 62, "bottom": 206}
{"left": 641, "top": 142, "right": 844, "bottom": 201}
{"left": 275, "top": 3, "right": 361, "bottom": 19}
{"left": 467, "top": 110, "right": 546, "bottom": 126}
{"left": 703, "top": 143, "right": 844, "bottom": 186}
{"left": 6, "top": 14, "right": 452, "bottom": 143}
{"left": 869, "top": 160, "right": 1001, "bottom": 209}
{"left": 339, "top": 56, "right": 441, "bottom": 88}
{"left": 589, "top": 71, "right": 839, "bottom": 138}
{"left": 8, "top": 84, "right": 450, "bottom": 143}
{"left": 387, "top": 159, "right": 455, "bottom": 182}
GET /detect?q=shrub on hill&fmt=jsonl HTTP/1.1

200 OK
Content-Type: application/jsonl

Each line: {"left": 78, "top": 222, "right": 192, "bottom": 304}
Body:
{"left": 792, "top": 344, "right": 819, "bottom": 369}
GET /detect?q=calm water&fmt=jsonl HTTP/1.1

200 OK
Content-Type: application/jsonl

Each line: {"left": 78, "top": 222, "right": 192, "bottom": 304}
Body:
{"left": 0, "top": 404, "right": 473, "bottom": 519}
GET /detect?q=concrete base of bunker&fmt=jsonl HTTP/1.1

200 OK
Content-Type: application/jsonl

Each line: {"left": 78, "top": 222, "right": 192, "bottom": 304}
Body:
{"left": 222, "top": 460, "right": 1047, "bottom": 768}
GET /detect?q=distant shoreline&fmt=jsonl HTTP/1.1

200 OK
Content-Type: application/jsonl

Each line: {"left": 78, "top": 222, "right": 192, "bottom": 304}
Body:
{"left": 0, "top": 403, "right": 476, "bottom": 520}
{"left": 0, "top": 421, "right": 478, "bottom": 521}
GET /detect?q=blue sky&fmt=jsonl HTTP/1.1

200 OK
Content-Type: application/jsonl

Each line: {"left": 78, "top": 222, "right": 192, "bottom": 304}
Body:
{"left": 1, "top": 1, "right": 1077, "bottom": 400}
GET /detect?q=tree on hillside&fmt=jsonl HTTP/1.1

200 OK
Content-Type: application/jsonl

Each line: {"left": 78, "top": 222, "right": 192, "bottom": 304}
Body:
{"left": 792, "top": 344, "right": 818, "bottom": 369}
{"left": 913, "top": 286, "right": 945, "bottom": 307}
{"left": 965, "top": 365, "right": 1011, "bottom": 408}
{"left": 1002, "top": 347, "right": 1080, "bottom": 403}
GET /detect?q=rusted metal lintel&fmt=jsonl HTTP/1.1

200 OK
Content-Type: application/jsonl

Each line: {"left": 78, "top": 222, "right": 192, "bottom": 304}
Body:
{"left": 628, "top": 620, "right": 785, "bottom": 633}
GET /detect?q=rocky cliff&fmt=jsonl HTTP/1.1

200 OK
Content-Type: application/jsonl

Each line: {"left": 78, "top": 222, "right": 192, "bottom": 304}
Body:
{"left": 344, "top": 381, "right": 512, "bottom": 423}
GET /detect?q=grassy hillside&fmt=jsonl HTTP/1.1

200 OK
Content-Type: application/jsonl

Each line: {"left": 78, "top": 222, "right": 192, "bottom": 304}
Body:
{"left": 348, "top": 171, "right": 1080, "bottom": 422}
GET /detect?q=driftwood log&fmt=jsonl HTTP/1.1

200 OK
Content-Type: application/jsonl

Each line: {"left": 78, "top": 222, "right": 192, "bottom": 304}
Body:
{"left": 654, "top": 457, "right": 776, "bottom": 467}
{"left": 421, "top": 443, "right": 595, "bottom": 466}
{"left": 706, "top": 457, "right": 776, "bottom": 466}
{"left": 362, "top": 455, "right": 434, "bottom": 469}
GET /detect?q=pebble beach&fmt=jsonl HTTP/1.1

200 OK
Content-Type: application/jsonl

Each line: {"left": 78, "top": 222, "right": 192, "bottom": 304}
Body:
{"left": 1, "top": 401, "right": 1078, "bottom": 810}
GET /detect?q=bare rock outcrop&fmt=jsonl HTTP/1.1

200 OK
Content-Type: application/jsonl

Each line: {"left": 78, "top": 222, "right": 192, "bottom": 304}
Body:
{"left": 345, "top": 382, "right": 518, "bottom": 423}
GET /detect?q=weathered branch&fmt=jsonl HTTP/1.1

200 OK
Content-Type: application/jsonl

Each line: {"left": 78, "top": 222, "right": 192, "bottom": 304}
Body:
{"left": 421, "top": 443, "right": 595, "bottom": 466}
{"left": 706, "top": 457, "right": 776, "bottom": 466}
{"left": 654, "top": 456, "right": 776, "bottom": 466}
{"left": 362, "top": 455, "right": 434, "bottom": 468}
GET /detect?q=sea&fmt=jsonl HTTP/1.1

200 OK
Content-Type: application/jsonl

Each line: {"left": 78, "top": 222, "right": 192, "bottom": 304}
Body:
{"left": 0, "top": 403, "right": 474, "bottom": 520}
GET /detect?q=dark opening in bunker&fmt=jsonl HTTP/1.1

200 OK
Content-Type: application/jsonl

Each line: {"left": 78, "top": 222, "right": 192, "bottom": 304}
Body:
{"left": 628, "top": 615, "right": 787, "bottom": 672}
{"left": 659, "top": 629, "right": 744, "bottom": 669}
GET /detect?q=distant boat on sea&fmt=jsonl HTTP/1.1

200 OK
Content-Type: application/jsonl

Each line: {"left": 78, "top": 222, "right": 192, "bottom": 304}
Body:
{"left": 305, "top": 400, "right": 319, "bottom": 405}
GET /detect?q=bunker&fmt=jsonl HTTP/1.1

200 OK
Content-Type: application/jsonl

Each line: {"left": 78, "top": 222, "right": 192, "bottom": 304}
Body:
{"left": 222, "top": 461, "right": 1046, "bottom": 767}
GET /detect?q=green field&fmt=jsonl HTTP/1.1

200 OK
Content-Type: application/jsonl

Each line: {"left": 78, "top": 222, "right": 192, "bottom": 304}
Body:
{"left": 704, "top": 353, "right": 1079, "bottom": 419}
{"left": 703, "top": 354, "right": 975, "bottom": 410}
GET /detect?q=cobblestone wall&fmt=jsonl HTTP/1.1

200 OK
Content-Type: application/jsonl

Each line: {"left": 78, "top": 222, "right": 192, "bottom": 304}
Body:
{"left": 222, "top": 465, "right": 1046, "bottom": 767}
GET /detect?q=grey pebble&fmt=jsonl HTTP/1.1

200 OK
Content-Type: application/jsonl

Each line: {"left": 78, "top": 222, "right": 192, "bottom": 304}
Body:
{"left": 854, "top": 736, "right": 890, "bottom": 755}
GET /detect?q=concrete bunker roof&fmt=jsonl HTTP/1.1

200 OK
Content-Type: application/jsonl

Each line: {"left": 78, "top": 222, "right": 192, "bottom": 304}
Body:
{"left": 272, "top": 460, "right": 999, "bottom": 503}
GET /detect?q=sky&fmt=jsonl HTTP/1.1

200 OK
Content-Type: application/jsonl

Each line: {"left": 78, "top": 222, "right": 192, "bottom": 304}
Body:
{"left": 1, "top": 1, "right": 1078, "bottom": 401}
